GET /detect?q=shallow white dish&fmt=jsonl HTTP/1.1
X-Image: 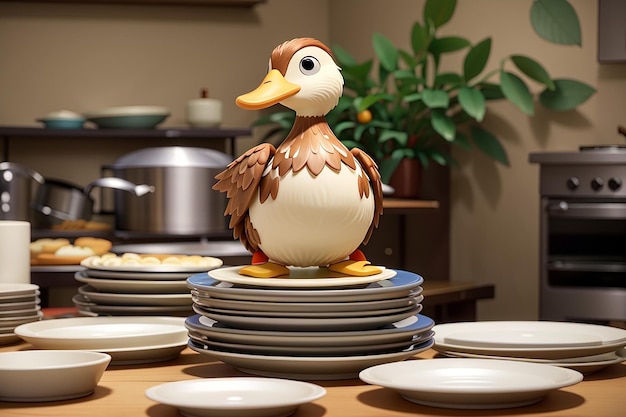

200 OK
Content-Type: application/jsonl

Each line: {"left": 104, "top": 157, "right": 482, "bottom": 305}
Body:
{"left": 81, "top": 255, "right": 222, "bottom": 273}
{"left": 0, "top": 299, "right": 39, "bottom": 311}
{"left": 190, "top": 338, "right": 434, "bottom": 380}
{"left": 0, "top": 350, "right": 110, "bottom": 402}
{"left": 194, "top": 304, "right": 422, "bottom": 332}
{"left": 14, "top": 316, "right": 186, "bottom": 349}
{"left": 0, "top": 283, "right": 39, "bottom": 297}
{"left": 433, "top": 321, "right": 626, "bottom": 359}
{"left": 191, "top": 291, "right": 422, "bottom": 313}
{"left": 439, "top": 349, "right": 626, "bottom": 375}
{"left": 100, "top": 340, "right": 187, "bottom": 365}
{"left": 83, "top": 268, "right": 192, "bottom": 280}
{"left": 145, "top": 377, "right": 326, "bottom": 417}
{"left": 73, "top": 294, "right": 193, "bottom": 316}
{"left": 209, "top": 266, "right": 395, "bottom": 288}
{"left": 75, "top": 271, "right": 190, "bottom": 293}
{"left": 359, "top": 358, "right": 583, "bottom": 409}
{"left": 185, "top": 314, "right": 435, "bottom": 347}
{"left": 187, "top": 270, "right": 423, "bottom": 303}
{"left": 78, "top": 285, "right": 191, "bottom": 306}
{"left": 0, "top": 307, "right": 40, "bottom": 317}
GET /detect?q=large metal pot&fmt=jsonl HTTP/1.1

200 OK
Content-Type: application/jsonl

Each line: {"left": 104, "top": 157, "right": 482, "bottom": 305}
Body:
{"left": 0, "top": 162, "right": 44, "bottom": 221}
{"left": 31, "top": 177, "right": 154, "bottom": 228}
{"left": 104, "top": 146, "right": 232, "bottom": 235}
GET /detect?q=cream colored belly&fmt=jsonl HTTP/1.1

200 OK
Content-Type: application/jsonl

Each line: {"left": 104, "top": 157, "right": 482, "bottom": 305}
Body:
{"left": 248, "top": 166, "right": 375, "bottom": 267}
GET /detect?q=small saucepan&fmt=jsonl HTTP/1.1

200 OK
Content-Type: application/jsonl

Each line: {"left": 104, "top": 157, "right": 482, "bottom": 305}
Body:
{"left": 31, "top": 177, "right": 154, "bottom": 228}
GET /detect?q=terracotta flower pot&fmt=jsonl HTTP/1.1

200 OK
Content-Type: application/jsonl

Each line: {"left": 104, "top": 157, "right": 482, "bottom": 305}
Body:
{"left": 388, "top": 158, "right": 422, "bottom": 199}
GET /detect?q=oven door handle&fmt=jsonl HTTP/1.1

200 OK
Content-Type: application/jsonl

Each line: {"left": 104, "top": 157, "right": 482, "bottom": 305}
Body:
{"left": 547, "top": 201, "right": 626, "bottom": 218}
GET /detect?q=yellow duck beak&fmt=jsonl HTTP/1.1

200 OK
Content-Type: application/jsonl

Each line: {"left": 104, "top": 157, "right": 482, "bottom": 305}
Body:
{"left": 236, "top": 69, "right": 301, "bottom": 110}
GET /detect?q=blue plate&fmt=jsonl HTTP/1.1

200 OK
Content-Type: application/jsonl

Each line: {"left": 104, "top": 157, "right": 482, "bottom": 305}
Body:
{"left": 187, "top": 269, "right": 423, "bottom": 303}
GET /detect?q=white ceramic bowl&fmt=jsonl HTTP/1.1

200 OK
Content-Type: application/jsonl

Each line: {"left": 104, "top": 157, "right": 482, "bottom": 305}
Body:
{"left": 0, "top": 350, "right": 111, "bottom": 402}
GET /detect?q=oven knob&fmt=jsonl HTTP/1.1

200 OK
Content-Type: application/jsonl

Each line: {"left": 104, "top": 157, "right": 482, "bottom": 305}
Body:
{"left": 566, "top": 177, "right": 580, "bottom": 190}
{"left": 591, "top": 177, "right": 604, "bottom": 191}
{"left": 608, "top": 177, "right": 622, "bottom": 191}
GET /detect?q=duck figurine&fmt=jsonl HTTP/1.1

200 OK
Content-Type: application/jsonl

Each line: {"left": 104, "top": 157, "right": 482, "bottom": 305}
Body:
{"left": 213, "top": 37, "right": 383, "bottom": 278}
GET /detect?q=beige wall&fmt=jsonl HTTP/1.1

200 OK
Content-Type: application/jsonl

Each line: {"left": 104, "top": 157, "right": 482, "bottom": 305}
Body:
{"left": 3, "top": 0, "right": 625, "bottom": 320}
{"left": 332, "top": 0, "right": 626, "bottom": 320}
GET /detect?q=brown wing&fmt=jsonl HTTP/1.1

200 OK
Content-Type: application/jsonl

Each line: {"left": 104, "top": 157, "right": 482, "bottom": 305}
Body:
{"left": 213, "top": 143, "right": 276, "bottom": 252}
{"left": 351, "top": 148, "right": 384, "bottom": 244}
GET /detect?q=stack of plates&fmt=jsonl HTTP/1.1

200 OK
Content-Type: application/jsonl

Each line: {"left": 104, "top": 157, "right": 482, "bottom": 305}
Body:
{"left": 433, "top": 321, "right": 626, "bottom": 375}
{"left": 72, "top": 255, "right": 223, "bottom": 316}
{"left": 0, "top": 283, "right": 42, "bottom": 345}
{"left": 185, "top": 266, "right": 436, "bottom": 380}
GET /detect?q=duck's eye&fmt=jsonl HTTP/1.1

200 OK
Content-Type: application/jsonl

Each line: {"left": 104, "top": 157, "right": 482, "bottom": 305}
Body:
{"left": 299, "top": 56, "right": 320, "bottom": 75}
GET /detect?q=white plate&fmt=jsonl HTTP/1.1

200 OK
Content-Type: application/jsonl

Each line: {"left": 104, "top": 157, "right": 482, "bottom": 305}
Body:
{"left": 359, "top": 358, "right": 583, "bottom": 409}
{"left": 190, "top": 338, "right": 434, "bottom": 380}
{"left": 0, "top": 283, "right": 39, "bottom": 297}
{"left": 73, "top": 294, "right": 193, "bottom": 316}
{"left": 14, "top": 316, "right": 187, "bottom": 349}
{"left": 78, "top": 285, "right": 191, "bottom": 306}
{"left": 100, "top": 341, "right": 187, "bottom": 365}
{"left": 209, "top": 266, "right": 395, "bottom": 288}
{"left": 0, "top": 299, "right": 39, "bottom": 311}
{"left": 191, "top": 291, "right": 422, "bottom": 313}
{"left": 75, "top": 271, "right": 190, "bottom": 293}
{"left": 433, "top": 321, "right": 626, "bottom": 359}
{"left": 145, "top": 377, "right": 326, "bottom": 417}
{"left": 81, "top": 255, "right": 222, "bottom": 273}
{"left": 194, "top": 304, "right": 422, "bottom": 332}
{"left": 83, "top": 268, "right": 193, "bottom": 280}
{"left": 194, "top": 301, "right": 421, "bottom": 319}
{"left": 187, "top": 270, "right": 423, "bottom": 303}
{"left": 0, "top": 307, "right": 40, "bottom": 317}
{"left": 185, "top": 314, "right": 435, "bottom": 348}
{"left": 438, "top": 349, "right": 626, "bottom": 375}
{"left": 188, "top": 329, "right": 434, "bottom": 357}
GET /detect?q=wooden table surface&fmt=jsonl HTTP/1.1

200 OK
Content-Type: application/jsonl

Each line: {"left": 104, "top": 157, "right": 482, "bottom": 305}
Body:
{"left": 1, "top": 343, "right": 625, "bottom": 417}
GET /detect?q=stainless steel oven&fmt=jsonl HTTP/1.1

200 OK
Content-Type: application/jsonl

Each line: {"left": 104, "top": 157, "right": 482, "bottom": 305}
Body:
{"left": 530, "top": 146, "right": 626, "bottom": 323}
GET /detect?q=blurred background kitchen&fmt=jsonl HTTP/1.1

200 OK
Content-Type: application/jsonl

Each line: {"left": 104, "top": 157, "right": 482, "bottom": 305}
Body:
{"left": 0, "top": 0, "right": 624, "bottom": 322}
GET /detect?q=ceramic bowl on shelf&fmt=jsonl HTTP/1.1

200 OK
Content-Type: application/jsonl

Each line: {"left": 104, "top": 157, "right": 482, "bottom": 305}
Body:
{"left": 0, "top": 350, "right": 111, "bottom": 402}
{"left": 84, "top": 105, "right": 170, "bottom": 129}
{"left": 36, "top": 110, "right": 85, "bottom": 129}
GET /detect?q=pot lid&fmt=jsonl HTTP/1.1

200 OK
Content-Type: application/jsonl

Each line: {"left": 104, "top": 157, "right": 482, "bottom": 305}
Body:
{"left": 110, "top": 146, "right": 232, "bottom": 168}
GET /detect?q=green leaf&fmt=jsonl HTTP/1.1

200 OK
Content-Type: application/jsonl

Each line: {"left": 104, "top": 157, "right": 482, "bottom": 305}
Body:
{"left": 378, "top": 130, "right": 409, "bottom": 146}
{"left": 500, "top": 71, "right": 535, "bottom": 115}
{"left": 331, "top": 44, "right": 357, "bottom": 67}
{"left": 423, "top": 0, "right": 457, "bottom": 28}
{"left": 372, "top": 33, "right": 398, "bottom": 72}
{"left": 429, "top": 36, "right": 471, "bottom": 55}
{"left": 410, "top": 21, "right": 429, "bottom": 56}
{"left": 511, "top": 55, "right": 555, "bottom": 90}
{"left": 458, "top": 87, "right": 486, "bottom": 121}
{"left": 421, "top": 88, "right": 450, "bottom": 108}
{"left": 431, "top": 109, "right": 455, "bottom": 141}
{"left": 403, "top": 93, "right": 423, "bottom": 103}
{"left": 453, "top": 132, "right": 472, "bottom": 150}
{"left": 470, "top": 126, "right": 509, "bottom": 165}
{"left": 333, "top": 120, "right": 357, "bottom": 136}
{"left": 539, "top": 78, "right": 596, "bottom": 110}
{"left": 463, "top": 38, "right": 491, "bottom": 82}
{"left": 358, "top": 93, "right": 388, "bottom": 112}
{"left": 435, "top": 72, "right": 464, "bottom": 88}
{"left": 530, "top": 0, "right": 582, "bottom": 46}
{"left": 478, "top": 82, "right": 505, "bottom": 100}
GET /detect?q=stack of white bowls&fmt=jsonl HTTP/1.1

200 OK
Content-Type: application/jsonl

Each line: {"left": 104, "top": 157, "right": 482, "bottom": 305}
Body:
{"left": 0, "top": 283, "right": 42, "bottom": 345}
{"left": 432, "top": 321, "right": 626, "bottom": 375}
{"left": 72, "top": 254, "right": 223, "bottom": 317}
{"left": 185, "top": 267, "right": 435, "bottom": 380}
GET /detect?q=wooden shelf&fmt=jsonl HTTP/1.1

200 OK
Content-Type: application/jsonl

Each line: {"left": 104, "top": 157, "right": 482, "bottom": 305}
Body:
{"left": 383, "top": 198, "right": 439, "bottom": 210}
{"left": 0, "top": 0, "right": 265, "bottom": 6}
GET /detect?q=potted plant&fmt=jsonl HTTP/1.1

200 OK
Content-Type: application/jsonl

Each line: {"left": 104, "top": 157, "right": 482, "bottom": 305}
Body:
{"left": 252, "top": 0, "right": 595, "bottom": 197}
